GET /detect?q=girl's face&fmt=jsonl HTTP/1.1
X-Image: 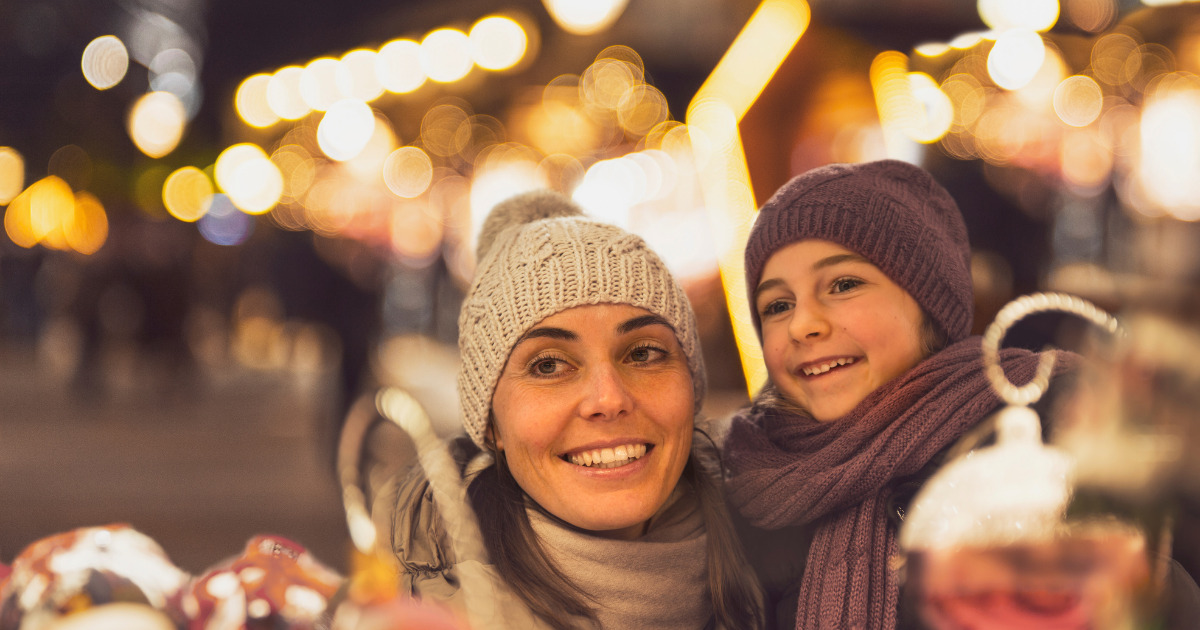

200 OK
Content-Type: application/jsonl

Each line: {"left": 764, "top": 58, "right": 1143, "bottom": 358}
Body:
{"left": 490, "top": 303, "right": 694, "bottom": 540}
{"left": 754, "top": 239, "right": 927, "bottom": 422}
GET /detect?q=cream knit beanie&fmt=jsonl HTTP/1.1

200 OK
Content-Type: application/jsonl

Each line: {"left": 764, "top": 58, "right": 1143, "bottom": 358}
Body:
{"left": 457, "top": 190, "right": 706, "bottom": 448}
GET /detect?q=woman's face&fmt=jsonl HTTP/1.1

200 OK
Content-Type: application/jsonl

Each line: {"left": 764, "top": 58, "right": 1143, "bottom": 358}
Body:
{"left": 490, "top": 303, "right": 695, "bottom": 540}
{"left": 754, "top": 239, "right": 927, "bottom": 422}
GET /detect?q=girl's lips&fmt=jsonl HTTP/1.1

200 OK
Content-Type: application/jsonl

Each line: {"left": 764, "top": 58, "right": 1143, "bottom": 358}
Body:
{"left": 795, "top": 356, "right": 858, "bottom": 377}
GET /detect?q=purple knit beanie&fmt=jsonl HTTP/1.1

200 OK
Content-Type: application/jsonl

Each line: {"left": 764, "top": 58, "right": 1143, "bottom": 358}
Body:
{"left": 744, "top": 159, "right": 974, "bottom": 342}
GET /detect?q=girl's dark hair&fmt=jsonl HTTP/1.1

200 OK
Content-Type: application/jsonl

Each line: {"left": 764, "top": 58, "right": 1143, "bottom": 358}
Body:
{"left": 466, "top": 430, "right": 765, "bottom": 630}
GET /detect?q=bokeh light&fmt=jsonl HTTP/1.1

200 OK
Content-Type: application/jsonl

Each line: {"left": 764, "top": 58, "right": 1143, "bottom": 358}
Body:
{"left": 906, "top": 72, "right": 954, "bottom": 142}
{"left": 470, "top": 16, "right": 527, "bottom": 72}
{"left": 235, "top": 73, "right": 280, "bottom": 128}
{"left": 299, "top": 57, "right": 345, "bottom": 112}
{"left": 317, "top": 99, "right": 377, "bottom": 161}
{"left": 383, "top": 147, "right": 434, "bottom": 198}
{"left": 339, "top": 49, "right": 385, "bottom": 102}
{"left": 343, "top": 115, "right": 398, "bottom": 180}
{"left": 0, "top": 146, "right": 25, "bottom": 205}
{"left": 271, "top": 144, "right": 316, "bottom": 205}
{"left": 1062, "top": 0, "right": 1116, "bottom": 32}
{"left": 542, "top": 0, "right": 630, "bottom": 36}
{"left": 617, "top": 84, "right": 670, "bottom": 136}
{"left": 420, "top": 102, "right": 472, "bottom": 158}
{"left": 572, "top": 156, "right": 645, "bottom": 228}
{"left": 1136, "top": 79, "right": 1200, "bottom": 220}
{"left": 267, "top": 65, "right": 309, "bottom": 121}
{"left": 198, "top": 193, "right": 254, "bottom": 246}
{"left": 978, "top": 0, "right": 1059, "bottom": 32}
{"left": 64, "top": 191, "right": 108, "bottom": 254}
{"left": 988, "top": 29, "right": 1047, "bottom": 90}
{"left": 1054, "top": 75, "right": 1104, "bottom": 126}
{"left": 420, "top": 28, "right": 473, "bottom": 83}
{"left": 127, "top": 91, "right": 187, "bottom": 158}
{"left": 162, "top": 166, "right": 214, "bottom": 222}
{"left": 81, "top": 35, "right": 129, "bottom": 89}
{"left": 215, "top": 143, "right": 283, "bottom": 214}
{"left": 376, "top": 39, "right": 426, "bottom": 94}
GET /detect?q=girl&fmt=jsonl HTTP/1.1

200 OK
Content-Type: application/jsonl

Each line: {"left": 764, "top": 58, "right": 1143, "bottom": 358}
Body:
{"left": 722, "top": 160, "right": 1077, "bottom": 629}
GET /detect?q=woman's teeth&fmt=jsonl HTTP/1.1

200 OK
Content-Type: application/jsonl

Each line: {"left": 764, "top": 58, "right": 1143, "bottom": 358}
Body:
{"left": 567, "top": 443, "right": 648, "bottom": 468}
{"left": 802, "top": 357, "right": 855, "bottom": 376}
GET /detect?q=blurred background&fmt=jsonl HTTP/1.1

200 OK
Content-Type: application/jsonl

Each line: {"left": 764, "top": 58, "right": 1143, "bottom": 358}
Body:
{"left": 2, "top": 0, "right": 1199, "bottom": 579}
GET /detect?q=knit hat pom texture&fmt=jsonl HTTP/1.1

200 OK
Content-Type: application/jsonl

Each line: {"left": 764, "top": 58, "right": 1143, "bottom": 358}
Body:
{"left": 457, "top": 189, "right": 706, "bottom": 448}
{"left": 743, "top": 159, "right": 974, "bottom": 342}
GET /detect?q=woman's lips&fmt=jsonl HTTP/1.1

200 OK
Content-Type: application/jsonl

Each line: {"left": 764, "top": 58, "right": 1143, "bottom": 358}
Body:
{"left": 562, "top": 443, "right": 650, "bottom": 468}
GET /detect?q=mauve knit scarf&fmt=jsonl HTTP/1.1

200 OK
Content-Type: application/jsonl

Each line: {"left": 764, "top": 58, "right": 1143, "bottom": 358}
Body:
{"left": 724, "top": 337, "right": 1076, "bottom": 630}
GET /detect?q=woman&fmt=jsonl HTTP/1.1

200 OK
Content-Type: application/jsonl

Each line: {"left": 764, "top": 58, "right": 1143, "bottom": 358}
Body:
{"left": 374, "top": 190, "right": 764, "bottom": 629}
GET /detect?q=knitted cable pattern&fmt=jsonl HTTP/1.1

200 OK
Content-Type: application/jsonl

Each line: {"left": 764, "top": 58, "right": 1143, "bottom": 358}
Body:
{"left": 457, "top": 191, "right": 706, "bottom": 448}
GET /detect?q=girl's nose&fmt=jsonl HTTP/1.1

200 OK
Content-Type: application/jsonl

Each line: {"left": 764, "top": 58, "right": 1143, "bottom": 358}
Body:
{"left": 578, "top": 362, "right": 633, "bottom": 421}
{"left": 787, "top": 301, "right": 831, "bottom": 342}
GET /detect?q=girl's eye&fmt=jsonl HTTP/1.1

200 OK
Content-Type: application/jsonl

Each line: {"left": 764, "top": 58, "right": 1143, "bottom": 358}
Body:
{"left": 759, "top": 300, "right": 792, "bottom": 318}
{"left": 831, "top": 277, "right": 864, "bottom": 294}
{"left": 628, "top": 343, "right": 666, "bottom": 364}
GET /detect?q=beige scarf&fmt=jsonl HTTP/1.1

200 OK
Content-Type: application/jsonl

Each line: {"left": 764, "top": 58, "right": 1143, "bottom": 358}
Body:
{"left": 529, "top": 483, "right": 713, "bottom": 629}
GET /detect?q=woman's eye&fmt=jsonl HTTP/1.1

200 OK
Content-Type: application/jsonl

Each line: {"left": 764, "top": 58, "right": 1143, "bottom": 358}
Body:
{"left": 831, "top": 277, "right": 863, "bottom": 293}
{"left": 628, "top": 344, "right": 665, "bottom": 363}
{"left": 530, "top": 356, "right": 565, "bottom": 376}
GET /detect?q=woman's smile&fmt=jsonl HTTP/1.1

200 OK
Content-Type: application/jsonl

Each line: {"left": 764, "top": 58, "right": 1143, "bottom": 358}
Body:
{"left": 490, "top": 303, "right": 694, "bottom": 539}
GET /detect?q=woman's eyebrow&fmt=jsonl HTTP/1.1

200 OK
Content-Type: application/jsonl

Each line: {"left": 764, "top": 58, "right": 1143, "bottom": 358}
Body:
{"left": 617, "top": 314, "right": 674, "bottom": 334}
{"left": 515, "top": 326, "right": 577, "bottom": 345}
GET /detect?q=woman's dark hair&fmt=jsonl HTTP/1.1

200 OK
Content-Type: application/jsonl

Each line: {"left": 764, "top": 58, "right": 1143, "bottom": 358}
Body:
{"left": 466, "top": 430, "right": 765, "bottom": 630}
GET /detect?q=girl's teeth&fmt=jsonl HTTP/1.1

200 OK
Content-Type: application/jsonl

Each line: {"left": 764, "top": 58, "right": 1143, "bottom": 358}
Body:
{"left": 803, "top": 357, "right": 855, "bottom": 376}
{"left": 568, "top": 443, "right": 648, "bottom": 468}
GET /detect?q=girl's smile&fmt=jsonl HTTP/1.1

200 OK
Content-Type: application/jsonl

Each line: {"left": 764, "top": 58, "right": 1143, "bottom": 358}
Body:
{"left": 755, "top": 239, "right": 927, "bottom": 422}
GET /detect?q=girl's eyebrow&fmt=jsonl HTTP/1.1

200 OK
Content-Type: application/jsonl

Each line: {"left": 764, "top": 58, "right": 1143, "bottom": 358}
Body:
{"left": 753, "top": 253, "right": 870, "bottom": 303}
{"left": 813, "top": 252, "right": 868, "bottom": 270}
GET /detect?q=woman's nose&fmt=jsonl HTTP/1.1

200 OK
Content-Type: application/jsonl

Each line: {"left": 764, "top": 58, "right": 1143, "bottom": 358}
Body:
{"left": 787, "top": 301, "right": 831, "bottom": 342}
{"left": 578, "top": 362, "right": 633, "bottom": 421}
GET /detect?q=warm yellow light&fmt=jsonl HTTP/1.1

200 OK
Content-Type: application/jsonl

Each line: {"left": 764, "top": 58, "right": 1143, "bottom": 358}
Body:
{"left": 267, "top": 66, "right": 309, "bottom": 120}
{"left": 1137, "top": 81, "right": 1200, "bottom": 220}
{"left": 1054, "top": 75, "right": 1104, "bottom": 126}
{"left": 384, "top": 146, "right": 434, "bottom": 198}
{"left": 64, "top": 191, "right": 108, "bottom": 254}
{"left": 215, "top": 143, "right": 283, "bottom": 214}
{"left": 470, "top": 16, "right": 527, "bottom": 71}
{"left": 906, "top": 72, "right": 954, "bottom": 143}
{"left": 163, "top": 166, "right": 213, "bottom": 222}
{"left": 0, "top": 147, "right": 24, "bottom": 205}
{"left": 581, "top": 58, "right": 640, "bottom": 112}
{"left": 4, "top": 176, "right": 76, "bottom": 248}
{"left": 376, "top": 39, "right": 426, "bottom": 94}
{"left": 617, "top": 84, "right": 669, "bottom": 136}
{"left": 317, "top": 99, "right": 376, "bottom": 161}
{"left": 686, "top": 0, "right": 810, "bottom": 397}
{"left": 420, "top": 29, "right": 473, "bottom": 83}
{"left": 127, "top": 91, "right": 187, "bottom": 158}
{"left": 915, "top": 42, "right": 953, "bottom": 57}
{"left": 339, "top": 49, "right": 385, "bottom": 102}
{"left": 978, "top": 0, "right": 1059, "bottom": 32}
{"left": 235, "top": 74, "right": 279, "bottom": 128}
{"left": 689, "top": 0, "right": 811, "bottom": 122}
{"left": 344, "top": 115, "right": 397, "bottom": 180}
{"left": 271, "top": 144, "right": 315, "bottom": 205}
{"left": 988, "top": 29, "right": 1047, "bottom": 90}
{"left": 950, "top": 31, "right": 988, "bottom": 49}
{"left": 81, "top": 35, "right": 129, "bottom": 90}
{"left": 299, "top": 58, "right": 345, "bottom": 112}
{"left": 541, "top": 0, "right": 630, "bottom": 35}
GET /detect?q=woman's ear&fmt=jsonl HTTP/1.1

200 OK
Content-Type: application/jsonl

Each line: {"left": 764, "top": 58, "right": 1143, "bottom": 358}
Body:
{"left": 485, "top": 420, "right": 503, "bottom": 452}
